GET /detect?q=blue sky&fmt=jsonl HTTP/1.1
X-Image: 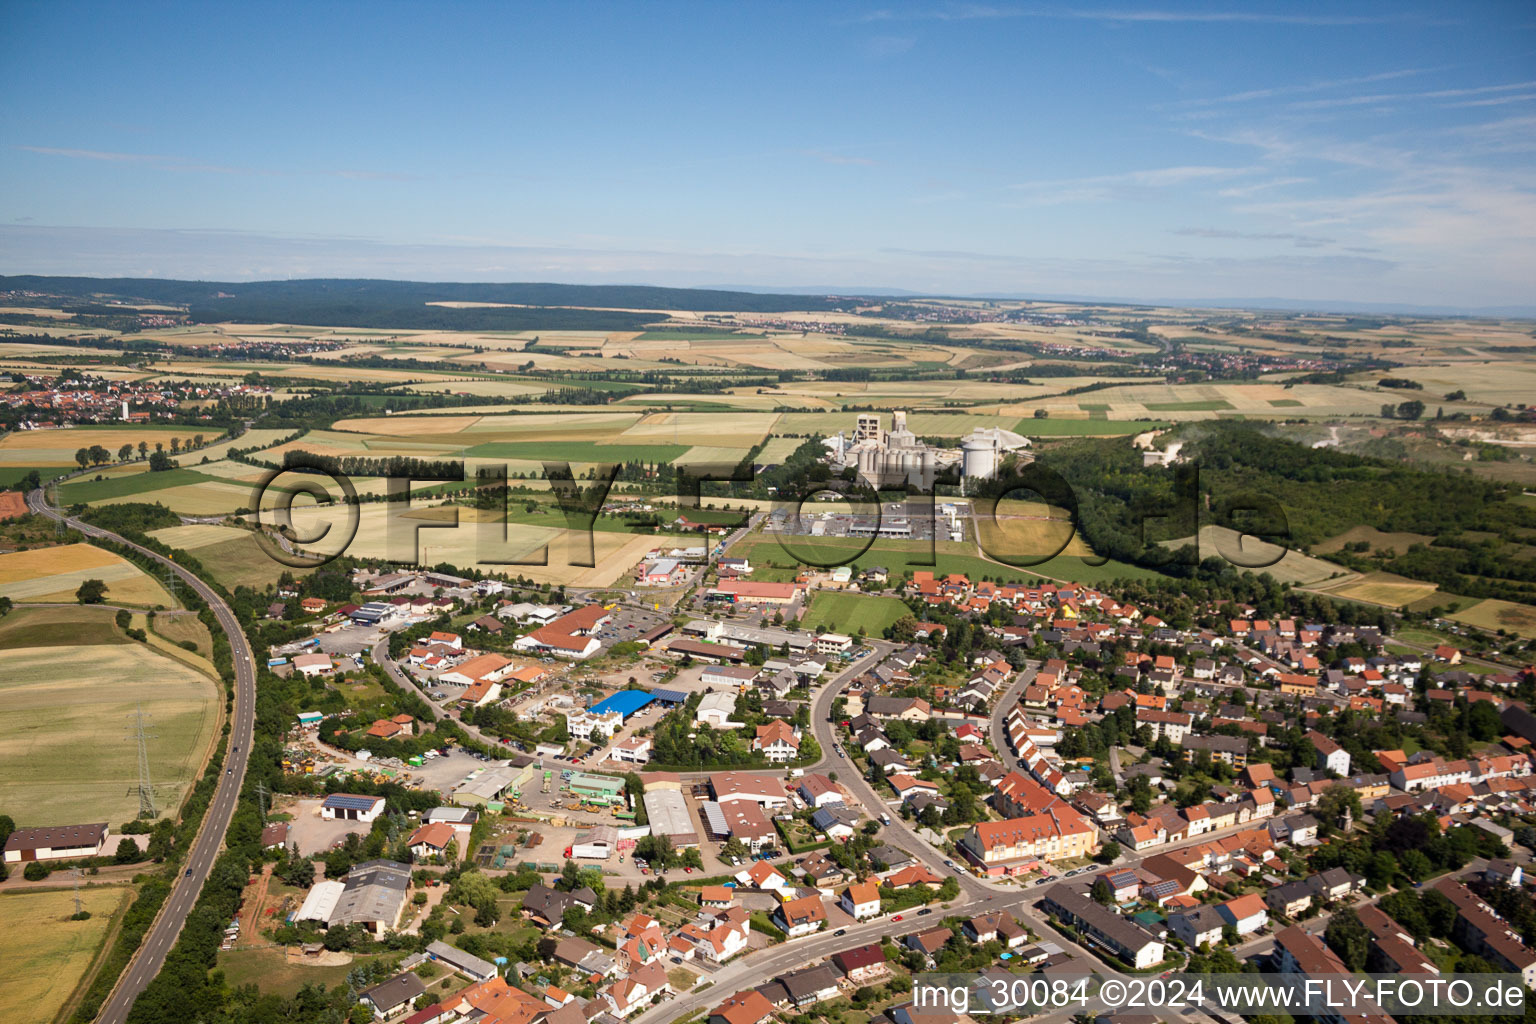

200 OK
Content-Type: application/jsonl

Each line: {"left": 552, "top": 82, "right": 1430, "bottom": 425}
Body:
{"left": 2, "top": 1, "right": 1534, "bottom": 308}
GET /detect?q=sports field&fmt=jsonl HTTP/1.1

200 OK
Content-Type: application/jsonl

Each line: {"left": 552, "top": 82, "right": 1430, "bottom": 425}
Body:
{"left": 0, "top": 884, "right": 134, "bottom": 1024}
{"left": 0, "top": 542, "right": 176, "bottom": 607}
{"left": 799, "top": 592, "right": 910, "bottom": 635}
{"left": 0, "top": 607, "right": 218, "bottom": 824}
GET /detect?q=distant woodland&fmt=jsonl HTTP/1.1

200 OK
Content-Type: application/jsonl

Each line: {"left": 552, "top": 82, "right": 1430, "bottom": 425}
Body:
{"left": 0, "top": 276, "right": 857, "bottom": 330}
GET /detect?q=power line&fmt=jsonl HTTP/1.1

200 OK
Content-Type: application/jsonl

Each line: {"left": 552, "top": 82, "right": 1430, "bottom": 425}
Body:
{"left": 128, "top": 705, "right": 158, "bottom": 819}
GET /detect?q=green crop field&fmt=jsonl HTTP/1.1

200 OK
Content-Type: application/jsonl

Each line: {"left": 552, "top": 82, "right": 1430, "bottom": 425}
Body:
{"left": 0, "top": 605, "right": 129, "bottom": 650}
{"left": 800, "top": 592, "right": 911, "bottom": 635}
{"left": 59, "top": 466, "right": 223, "bottom": 503}
{"left": 0, "top": 884, "right": 134, "bottom": 1024}
{"left": 0, "top": 464, "right": 51, "bottom": 489}
{"left": 0, "top": 613, "right": 219, "bottom": 825}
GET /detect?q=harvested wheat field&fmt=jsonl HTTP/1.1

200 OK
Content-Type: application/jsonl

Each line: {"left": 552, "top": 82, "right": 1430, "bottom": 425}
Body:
{"left": 973, "top": 498, "right": 1096, "bottom": 561}
{"left": 330, "top": 414, "right": 486, "bottom": 436}
{"left": 0, "top": 427, "right": 197, "bottom": 467}
{"left": 1162, "top": 526, "right": 1349, "bottom": 586}
{"left": 0, "top": 543, "right": 176, "bottom": 606}
{"left": 0, "top": 884, "right": 134, "bottom": 1024}
{"left": 1449, "top": 598, "right": 1536, "bottom": 638}
{"left": 618, "top": 411, "right": 779, "bottom": 447}
{"left": 0, "top": 640, "right": 218, "bottom": 824}
{"left": 1317, "top": 571, "right": 1440, "bottom": 608}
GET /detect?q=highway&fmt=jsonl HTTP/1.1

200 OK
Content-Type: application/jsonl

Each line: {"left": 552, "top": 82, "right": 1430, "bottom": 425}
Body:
{"left": 28, "top": 487, "right": 258, "bottom": 1024}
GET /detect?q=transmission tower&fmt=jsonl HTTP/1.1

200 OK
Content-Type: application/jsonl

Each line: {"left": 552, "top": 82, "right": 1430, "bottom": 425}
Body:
{"left": 129, "top": 705, "right": 158, "bottom": 819}
{"left": 71, "top": 868, "right": 84, "bottom": 917}
{"left": 161, "top": 562, "right": 179, "bottom": 601}
{"left": 255, "top": 780, "right": 269, "bottom": 825}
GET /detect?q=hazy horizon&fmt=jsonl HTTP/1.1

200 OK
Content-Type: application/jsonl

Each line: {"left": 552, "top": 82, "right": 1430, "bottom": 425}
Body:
{"left": 3, "top": 1, "right": 1535, "bottom": 309}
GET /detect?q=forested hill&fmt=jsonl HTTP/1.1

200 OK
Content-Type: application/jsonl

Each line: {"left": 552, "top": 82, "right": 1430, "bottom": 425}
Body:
{"left": 0, "top": 276, "right": 861, "bottom": 330}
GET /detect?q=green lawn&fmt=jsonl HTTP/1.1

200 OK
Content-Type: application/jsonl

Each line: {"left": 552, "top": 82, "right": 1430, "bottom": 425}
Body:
{"left": 800, "top": 592, "right": 911, "bottom": 635}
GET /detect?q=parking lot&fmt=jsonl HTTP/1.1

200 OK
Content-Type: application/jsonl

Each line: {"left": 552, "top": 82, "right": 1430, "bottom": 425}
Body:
{"left": 279, "top": 796, "right": 374, "bottom": 855}
{"left": 313, "top": 622, "right": 392, "bottom": 658}
{"left": 595, "top": 605, "right": 672, "bottom": 650}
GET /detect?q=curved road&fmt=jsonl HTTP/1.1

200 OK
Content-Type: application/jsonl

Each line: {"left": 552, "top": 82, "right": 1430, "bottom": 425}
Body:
{"left": 633, "top": 649, "right": 1105, "bottom": 1024}
{"left": 29, "top": 488, "right": 257, "bottom": 1024}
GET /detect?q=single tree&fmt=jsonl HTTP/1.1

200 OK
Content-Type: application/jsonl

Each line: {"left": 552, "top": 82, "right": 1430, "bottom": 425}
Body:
{"left": 76, "top": 578, "right": 108, "bottom": 604}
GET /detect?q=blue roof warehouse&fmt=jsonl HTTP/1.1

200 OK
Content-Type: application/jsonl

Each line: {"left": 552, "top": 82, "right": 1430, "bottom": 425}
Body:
{"left": 588, "top": 690, "right": 658, "bottom": 720}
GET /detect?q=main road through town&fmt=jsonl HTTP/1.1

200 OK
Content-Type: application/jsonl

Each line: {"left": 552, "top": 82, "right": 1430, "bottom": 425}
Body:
{"left": 29, "top": 487, "right": 258, "bottom": 1024}
{"left": 631, "top": 645, "right": 1107, "bottom": 1024}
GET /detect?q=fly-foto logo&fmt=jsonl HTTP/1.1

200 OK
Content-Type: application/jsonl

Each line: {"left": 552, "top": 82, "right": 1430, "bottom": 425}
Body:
{"left": 246, "top": 456, "right": 1292, "bottom": 572}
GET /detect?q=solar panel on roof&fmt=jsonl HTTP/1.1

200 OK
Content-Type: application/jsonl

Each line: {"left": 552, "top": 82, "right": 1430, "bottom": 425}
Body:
{"left": 324, "top": 794, "right": 381, "bottom": 810}
{"left": 650, "top": 688, "right": 688, "bottom": 703}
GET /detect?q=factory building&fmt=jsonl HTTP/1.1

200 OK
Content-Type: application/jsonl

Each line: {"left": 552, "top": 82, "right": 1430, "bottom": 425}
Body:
{"left": 825, "top": 410, "right": 1029, "bottom": 489}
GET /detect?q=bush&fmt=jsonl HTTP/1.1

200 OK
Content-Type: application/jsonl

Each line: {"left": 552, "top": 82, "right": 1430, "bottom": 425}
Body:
{"left": 23, "top": 861, "right": 50, "bottom": 881}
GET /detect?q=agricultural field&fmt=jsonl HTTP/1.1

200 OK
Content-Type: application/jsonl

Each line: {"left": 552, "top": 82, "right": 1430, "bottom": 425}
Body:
{"left": 271, "top": 501, "right": 691, "bottom": 586}
{"left": 1315, "top": 571, "right": 1442, "bottom": 609}
{"left": 0, "top": 606, "right": 219, "bottom": 824}
{"left": 147, "top": 523, "right": 306, "bottom": 590}
{"left": 1160, "top": 526, "right": 1351, "bottom": 586}
{"left": 973, "top": 498, "right": 1096, "bottom": 561}
{"left": 1448, "top": 599, "right": 1536, "bottom": 638}
{"left": 799, "top": 592, "right": 911, "bottom": 635}
{"left": 1314, "top": 525, "right": 1436, "bottom": 556}
{"left": 775, "top": 410, "right": 1006, "bottom": 437}
{"left": 148, "top": 610, "right": 215, "bottom": 660}
{"left": 0, "top": 884, "right": 135, "bottom": 1024}
{"left": 735, "top": 533, "right": 1161, "bottom": 586}
{"left": 1345, "top": 361, "right": 1536, "bottom": 408}
{"left": 0, "top": 542, "right": 176, "bottom": 607}
{"left": 0, "top": 425, "right": 202, "bottom": 468}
